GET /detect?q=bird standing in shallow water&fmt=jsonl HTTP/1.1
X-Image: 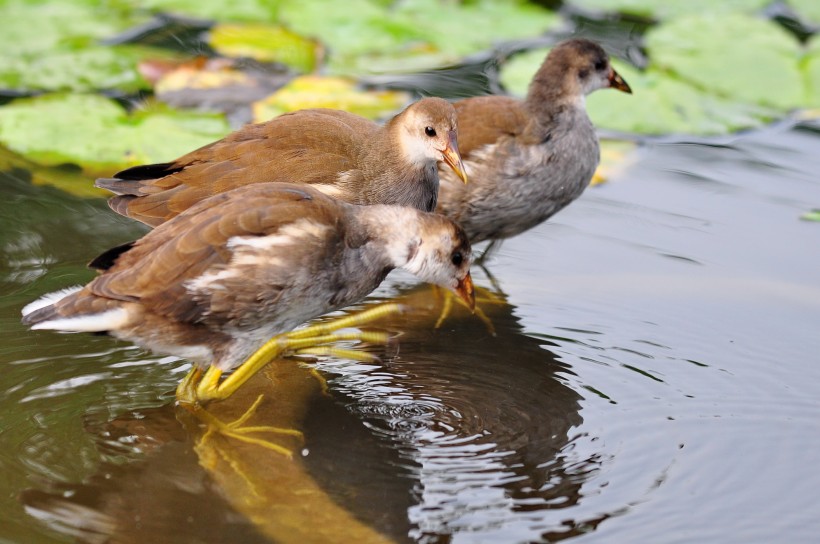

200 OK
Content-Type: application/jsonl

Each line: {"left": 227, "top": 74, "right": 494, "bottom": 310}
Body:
{"left": 22, "top": 183, "right": 474, "bottom": 406}
{"left": 436, "top": 38, "right": 632, "bottom": 255}
{"left": 96, "top": 97, "right": 467, "bottom": 227}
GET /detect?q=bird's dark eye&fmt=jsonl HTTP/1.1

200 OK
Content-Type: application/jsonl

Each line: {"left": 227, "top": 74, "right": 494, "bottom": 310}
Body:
{"left": 425, "top": 126, "right": 437, "bottom": 137}
{"left": 594, "top": 59, "right": 607, "bottom": 72}
{"left": 451, "top": 251, "right": 463, "bottom": 266}
{"left": 578, "top": 68, "right": 589, "bottom": 79}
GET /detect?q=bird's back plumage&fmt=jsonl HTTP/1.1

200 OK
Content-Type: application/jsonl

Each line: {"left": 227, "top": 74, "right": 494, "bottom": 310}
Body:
{"left": 98, "top": 110, "right": 380, "bottom": 227}
{"left": 23, "top": 182, "right": 474, "bottom": 371}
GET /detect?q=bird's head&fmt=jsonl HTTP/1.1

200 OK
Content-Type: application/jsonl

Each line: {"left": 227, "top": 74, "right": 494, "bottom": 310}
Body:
{"left": 529, "top": 39, "right": 632, "bottom": 107}
{"left": 395, "top": 97, "right": 468, "bottom": 184}
{"left": 403, "top": 214, "right": 474, "bottom": 310}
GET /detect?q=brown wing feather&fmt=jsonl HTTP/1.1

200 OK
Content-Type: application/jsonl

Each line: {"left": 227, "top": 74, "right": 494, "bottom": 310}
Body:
{"left": 103, "top": 110, "right": 378, "bottom": 226}
{"left": 453, "top": 96, "right": 527, "bottom": 157}
{"left": 90, "top": 184, "right": 340, "bottom": 323}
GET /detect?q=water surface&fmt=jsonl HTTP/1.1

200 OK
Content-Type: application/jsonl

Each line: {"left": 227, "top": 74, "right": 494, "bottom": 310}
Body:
{"left": 1, "top": 120, "right": 819, "bottom": 542}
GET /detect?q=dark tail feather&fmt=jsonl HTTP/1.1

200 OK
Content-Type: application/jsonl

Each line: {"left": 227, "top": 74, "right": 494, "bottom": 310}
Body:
{"left": 95, "top": 162, "right": 181, "bottom": 195}
{"left": 95, "top": 178, "right": 145, "bottom": 196}
{"left": 115, "top": 162, "right": 181, "bottom": 180}
{"left": 88, "top": 241, "right": 136, "bottom": 271}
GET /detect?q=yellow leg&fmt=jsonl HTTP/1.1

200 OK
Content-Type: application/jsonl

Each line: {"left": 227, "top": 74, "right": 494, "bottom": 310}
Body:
{"left": 179, "top": 302, "right": 403, "bottom": 404}
{"left": 432, "top": 286, "right": 505, "bottom": 336}
{"left": 175, "top": 304, "right": 402, "bottom": 455}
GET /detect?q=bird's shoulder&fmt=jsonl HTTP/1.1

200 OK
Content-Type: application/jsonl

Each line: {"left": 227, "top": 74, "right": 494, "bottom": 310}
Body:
{"left": 453, "top": 95, "right": 527, "bottom": 157}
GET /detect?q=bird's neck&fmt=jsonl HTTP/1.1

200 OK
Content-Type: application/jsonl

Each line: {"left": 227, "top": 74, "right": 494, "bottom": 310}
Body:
{"left": 359, "top": 125, "right": 439, "bottom": 211}
{"left": 523, "top": 75, "right": 587, "bottom": 142}
{"left": 353, "top": 205, "right": 424, "bottom": 268}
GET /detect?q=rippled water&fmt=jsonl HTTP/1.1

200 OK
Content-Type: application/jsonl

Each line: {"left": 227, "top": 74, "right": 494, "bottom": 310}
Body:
{"left": 1, "top": 119, "right": 819, "bottom": 543}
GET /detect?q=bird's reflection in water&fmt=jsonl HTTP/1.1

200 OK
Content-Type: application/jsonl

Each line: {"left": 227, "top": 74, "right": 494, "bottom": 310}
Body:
{"left": 306, "top": 281, "right": 599, "bottom": 541}
{"left": 20, "top": 279, "right": 602, "bottom": 543}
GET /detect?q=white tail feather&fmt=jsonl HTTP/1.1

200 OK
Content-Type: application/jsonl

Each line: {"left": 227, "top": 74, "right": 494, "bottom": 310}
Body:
{"left": 21, "top": 286, "right": 83, "bottom": 317}
{"left": 29, "top": 309, "right": 131, "bottom": 332}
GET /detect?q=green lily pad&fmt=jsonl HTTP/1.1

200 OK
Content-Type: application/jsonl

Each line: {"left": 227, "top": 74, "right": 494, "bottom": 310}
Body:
{"left": 0, "top": 145, "right": 107, "bottom": 198}
{"left": 567, "top": 0, "right": 769, "bottom": 20}
{"left": 646, "top": 13, "right": 805, "bottom": 111}
{"left": 586, "top": 61, "right": 777, "bottom": 135}
{"left": 800, "top": 209, "right": 820, "bottom": 222}
{"left": 501, "top": 11, "right": 818, "bottom": 136}
{"left": 252, "top": 75, "right": 410, "bottom": 122}
{"left": 0, "top": 94, "right": 230, "bottom": 173}
{"left": 209, "top": 23, "right": 324, "bottom": 73}
{"left": 0, "top": 1, "right": 178, "bottom": 93}
{"left": 500, "top": 49, "right": 776, "bottom": 135}
{"left": 277, "top": 0, "right": 559, "bottom": 75}
{"left": 277, "top": 0, "right": 436, "bottom": 74}
{"left": 0, "top": 1, "right": 135, "bottom": 57}
{"left": 807, "top": 36, "right": 820, "bottom": 109}
{"left": 0, "top": 45, "right": 180, "bottom": 93}
{"left": 786, "top": 0, "right": 820, "bottom": 25}
{"left": 392, "top": 0, "right": 560, "bottom": 58}
{"left": 136, "top": 0, "right": 279, "bottom": 22}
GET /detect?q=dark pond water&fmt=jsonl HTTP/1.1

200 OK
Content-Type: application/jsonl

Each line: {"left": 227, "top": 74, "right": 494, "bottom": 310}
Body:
{"left": 0, "top": 117, "right": 820, "bottom": 543}
{"left": 2, "top": 117, "right": 820, "bottom": 542}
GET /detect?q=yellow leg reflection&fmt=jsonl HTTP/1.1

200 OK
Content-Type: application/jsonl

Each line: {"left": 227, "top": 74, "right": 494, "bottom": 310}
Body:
{"left": 188, "top": 395, "right": 303, "bottom": 458}
{"left": 181, "top": 359, "right": 395, "bottom": 544}
{"left": 175, "top": 303, "right": 402, "bottom": 455}
{"left": 431, "top": 285, "right": 505, "bottom": 336}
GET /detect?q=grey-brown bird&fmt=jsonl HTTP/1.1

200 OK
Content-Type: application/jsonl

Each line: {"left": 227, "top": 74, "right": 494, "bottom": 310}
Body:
{"left": 96, "top": 98, "right": 467, "bottom": 227}
{"left": 436, "top": 39, "right": 631, "bottom": 252}
{"left": 22, "top": 182, "right": 474, "bottom": 404}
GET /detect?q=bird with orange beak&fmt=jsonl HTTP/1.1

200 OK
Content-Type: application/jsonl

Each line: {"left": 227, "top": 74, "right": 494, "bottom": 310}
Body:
{"left": 22, "top": 183, "right": 474, "bottom": 405}
{"left": 437, "top": 39, "right": 632, "bottom": 254}
{"left": 97, "top": 97, "right": 467, "bottom": 227}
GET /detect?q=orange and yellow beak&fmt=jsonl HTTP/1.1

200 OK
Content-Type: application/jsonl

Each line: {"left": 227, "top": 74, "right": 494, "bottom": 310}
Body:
{"left": 454, "top": 272, "right": 475, "bottom": 311}
{"left": 608, "top": 68, "right": 632, "bottom": 94}
{"left": 441, "top": 130, "right": 468, "bottom": 184}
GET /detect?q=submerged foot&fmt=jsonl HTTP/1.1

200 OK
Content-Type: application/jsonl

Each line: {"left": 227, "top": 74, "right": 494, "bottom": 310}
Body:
{"left": 182, "top": 394, "right": 303, "bottom": 457}
{"left": 175, "top": 303, "right": 403, "bottom": 404}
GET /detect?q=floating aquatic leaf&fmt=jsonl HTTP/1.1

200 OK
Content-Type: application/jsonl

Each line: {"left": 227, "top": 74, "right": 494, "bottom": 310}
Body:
{"left": 0, "top": 1, "right": 136, "bottom": 57}
{"left": 151, "top": 58, "right": 292, "bottom": 117}
{"left": 391, "top": 0, "right": 559, "bottom": 58}
{"left": 807, "top": 35, "right": 820, "bottom": 109}
{"left": 786, "top": 0, "right": 820, "bottom": 25}
{"left": 277, "top": 0, "right": 559, "bottom": 75}
{"left": 498, "top": 48, "right": 545, "bottom": 97}
{"left": 567, "top": 0, "right": 769, "bottom": 20}
{"left": 586, "top": 61, "right": 777, "bottom": 135}
{"left": 0, "top": 146, "right": 106, "bottom": 198}
{"left": 646, "top": 13, "right": 805, "bottom": 111}
{"left": 800, "top": 209, "right": 820, "bottom": 222}
{"left": 209, "top": 23, "right": 324, "bottom": 73}
{"left": 0, "top": 1, "right": 156, "bottom": 93}
{"left": 591, "top": 140, "right": 638, "bottom": 185}
{"left": 499, "top": 18, "right": 803, "bottom": 136}
{"left": 136, "top": 0, "right": 279, "bottom": 22}
{"left": 252, "top": 75, "right": 410, "bottom": 122}
{"left": 155, "top": 60, "right": 260, "bottom": 94}
{"left": 0, "top": 45, "right": 180, "bottom": 93}
{"left": 0, "top": 94, "right": 230, "bottom": 173}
